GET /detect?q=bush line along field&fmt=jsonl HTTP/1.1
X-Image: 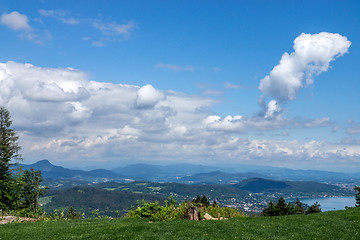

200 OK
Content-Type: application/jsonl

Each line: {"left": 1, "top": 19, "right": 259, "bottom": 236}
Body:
{"left": 1, "top": 207, "right": 359, "bottom": 240}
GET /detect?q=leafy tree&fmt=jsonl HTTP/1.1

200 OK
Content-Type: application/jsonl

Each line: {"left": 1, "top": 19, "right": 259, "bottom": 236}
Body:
{"left": 0, "top": 106, "right": 22, "bottom": 210}
{"left": 0, "top": 106, "right": 46, "bottom": 214}
{"left": 19, "top": 168, "right": 46, "bottom": 212}
{"left": 354, "top": 186, "right": 360, "bottom": 207}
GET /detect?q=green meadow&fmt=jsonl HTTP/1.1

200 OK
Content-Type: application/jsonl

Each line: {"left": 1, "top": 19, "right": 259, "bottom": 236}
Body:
{"left": 1, "top": 207, "right": 359, "bottom": 240}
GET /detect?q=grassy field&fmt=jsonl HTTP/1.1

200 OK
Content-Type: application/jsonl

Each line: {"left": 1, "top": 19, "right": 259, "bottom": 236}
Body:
{"left": 1, "top": 208, "right": 359, "bottom": 240}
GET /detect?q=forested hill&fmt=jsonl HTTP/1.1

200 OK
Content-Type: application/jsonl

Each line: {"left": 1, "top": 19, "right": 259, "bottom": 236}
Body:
{"left": 233, "top": 178, "right": 343, "bottom": 194}
{"left": 42, "top": 186, "right": 165, "bottom": 217}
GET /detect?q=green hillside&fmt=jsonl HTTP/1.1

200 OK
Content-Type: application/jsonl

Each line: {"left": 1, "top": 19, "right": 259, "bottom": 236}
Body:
{"left": 1, "top": 208, "right": 359, "bottom": 240}
{"left": 42, "top": 186, "right": 165, "bottom": 217}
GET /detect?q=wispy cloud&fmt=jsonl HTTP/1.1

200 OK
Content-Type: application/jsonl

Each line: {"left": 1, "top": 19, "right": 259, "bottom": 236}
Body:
{"left": 38, "top": 9, "right": 80, "bottom": 24}
{"left": 156, "top": 63, "right": 195, "bottom": 71}
{"left": 346, "top": 120, "right": 360, "bottom": 135}
{"left": 224, "top": 82, "right": 247, "bottom": 89}
{"left": 202, "top": 89, "right": 223, "bottom": 96}
{"left": 38, "top": 9, "right": 135, "bottom": 46}
{"left": 92, "top": 20, "right": 134, "bottom": 38}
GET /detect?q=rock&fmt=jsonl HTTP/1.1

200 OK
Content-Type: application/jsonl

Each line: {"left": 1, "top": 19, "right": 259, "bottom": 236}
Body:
{"left": 203, "top": 213, "right": 215, "bottom": 220}
{"left": 0, "top": 216, "right": 38, "bottom": 224}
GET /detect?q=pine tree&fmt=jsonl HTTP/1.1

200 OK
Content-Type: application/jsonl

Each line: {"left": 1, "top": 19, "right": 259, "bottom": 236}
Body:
{"left": 0, "top": 106, "right": 22, "bottom": 210}
{"left": 294, "top": 198, "right": 305, "bottom": 214}
{"left": 354, "top": 186, "right": 360, "bottom": 207}
{"left": 261, "top": 200, "right": 276, "bottom": 216}
{"left": 261, "top": 197, "right": 296, "bottom": 216}
{"left": 306, "top": 202, "right": 321, "bottom": 214}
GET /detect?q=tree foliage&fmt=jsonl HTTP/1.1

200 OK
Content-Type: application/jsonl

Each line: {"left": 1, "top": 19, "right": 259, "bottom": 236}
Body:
{"left": 126, "top": 195, "right": 244, "bottom": 221}
{"left": 306, "top": 202, "right": 321, "bottom": 214}
{"left": 0, "top": 106, "right": 45, "bottom": 215}
{"left": 354, "top": 186, "right": 360, "bottom": 207}
{"left": 261, "top": 197, "right": 295, "bottom": 216}
{"left": 261, "top": 197, "right": 321, "bottom": 216}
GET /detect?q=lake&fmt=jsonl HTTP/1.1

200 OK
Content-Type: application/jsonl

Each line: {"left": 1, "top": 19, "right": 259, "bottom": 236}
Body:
{"left": 299, "top": 197, "right": 356, "bottom": 212}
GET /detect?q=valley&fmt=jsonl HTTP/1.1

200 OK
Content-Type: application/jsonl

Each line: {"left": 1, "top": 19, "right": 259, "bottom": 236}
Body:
{"left": 25, "top": 160, "right": 355, "bottom": 216}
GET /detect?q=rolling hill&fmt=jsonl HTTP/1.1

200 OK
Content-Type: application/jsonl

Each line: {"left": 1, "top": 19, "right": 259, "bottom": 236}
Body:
{"left": 20, "top": 160, "right": 128, "bottom": 183}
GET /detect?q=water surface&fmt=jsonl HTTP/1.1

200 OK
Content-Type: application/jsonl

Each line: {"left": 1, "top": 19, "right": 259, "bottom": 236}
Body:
{"left": 299, "top": 197, "right": 355, "bottom": 212}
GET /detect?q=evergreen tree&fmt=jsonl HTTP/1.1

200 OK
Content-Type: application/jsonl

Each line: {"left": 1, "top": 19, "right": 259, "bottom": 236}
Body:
{"left": 261, "top": 200, "right": 276, "bottom": 216}
{"left": 354, "top": 186, "right": 360, "bottom": 207}
{"left": 306, "top": 202, "right": 321, "bottom": 214}
{"left": 261, "top": 197, "right": 296, "bottom": 216}
{"left": 200, "top": 195, "right": 210, "bottom": 207}
{"left": 275, "top": 197, "right": 295, "bottom": 216}
{"left": 294, "top": 198, "right": 305, "bottom": 214}
{"left": 0, "top": 106, "right": 22, "bottom": 210}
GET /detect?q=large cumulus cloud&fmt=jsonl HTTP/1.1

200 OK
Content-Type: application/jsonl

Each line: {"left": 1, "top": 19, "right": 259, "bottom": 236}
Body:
{"left": 258, "top": 32, "right": 351, "bottom": 119}
{"left": 0, "top": 52, "right": 358, "bottom": 170}
{"left": 259, "top": 32, "right": 351, "bottom": 102}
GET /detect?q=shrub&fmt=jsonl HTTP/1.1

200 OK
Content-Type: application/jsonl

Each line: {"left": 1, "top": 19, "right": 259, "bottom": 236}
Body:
{"left": 126, "top": 195, "right": 244, "bottom": 221}
{"left": 306, "top": 202, "right": 321, "bottom": 214}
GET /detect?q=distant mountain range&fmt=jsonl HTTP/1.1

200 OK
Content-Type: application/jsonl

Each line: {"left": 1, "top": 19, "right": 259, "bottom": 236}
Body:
{"left": 20, "top": 160, "right": 360, "bottom": 185}
{"left": 112, "top": 163, "right": 234, "bottom": 180}
{"left": 20, "top": 160, "right": 127, "bottom": 182}
{"left": 233, "top": 178, "right": 344, "bottom": 194}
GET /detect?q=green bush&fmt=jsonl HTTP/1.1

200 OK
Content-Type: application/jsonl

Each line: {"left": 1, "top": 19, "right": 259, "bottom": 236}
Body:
{"left": 126, "top": 196, "right": 244, "bottom": 221}
{"left": 306, "top": 202, "right": 321, "bottom": 214}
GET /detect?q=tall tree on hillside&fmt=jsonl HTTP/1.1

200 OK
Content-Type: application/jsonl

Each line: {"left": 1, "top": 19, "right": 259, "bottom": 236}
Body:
{"left": 0, "top": 106, "right": 46, "bottom": 213}
{"left": 294, "top": 198, "right": 305, "bottom": 214}
{"left": 0, "top": 106, "right": 22, "bottom": 210}
{"left": 355, "top": 186, "right": 360, "bottom": 207}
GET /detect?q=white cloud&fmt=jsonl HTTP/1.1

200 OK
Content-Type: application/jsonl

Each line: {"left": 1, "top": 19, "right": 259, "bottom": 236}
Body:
{"left": 156, "top": 63, "right": 195, "bottom": 71}
{"left": 203, "top": 115, "right": 245, "bottom": 132}
{"left": 264, "top": 100, "right": 281, "bottom": 119}
{"left": 0, "top": 60, "right": 214, "bottom": 161}
{"left": 93, "top": 20, "right": 134, "bottom": 37}
{"left": 0, "top": 11, "right": 49, "bottom": 44}
{"left": 135, "top": 84, "right": 165, "bottom": 108}
{"left": 1, "top": 11, "right": 32, "bottom": 31}
{"left": 346, "top": 120, "right": 360, "bottom": 135}
{"left": 91, "top": 40, "right": 105, "bottom": 47}
{"left": 202, "top": 89, "right": 223, "bottom": 96}
{"left": 259, "top": 32, "right": 351, "bottom": 102}
{"left": 304, "top": 118, "right": 331, "bottom": 128}
{"left": 224, "top": 82, "right": 246, "bottom": 89}
{"left": 37, "top": 9, "right": 134, "bottom": 46}
{"left": 38, "top": 9, "right": 79, "bottom": 24}
{"left": 1, "top": 60, "right": 358, "bottom": 171}
{"left": 90, "top": 20, "right": 136, "bottom": 46}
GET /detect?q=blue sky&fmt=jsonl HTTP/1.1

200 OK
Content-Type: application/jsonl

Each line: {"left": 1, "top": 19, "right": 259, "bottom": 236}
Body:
{"left": 0, "top": 0, "right": 359, "bottom": 172}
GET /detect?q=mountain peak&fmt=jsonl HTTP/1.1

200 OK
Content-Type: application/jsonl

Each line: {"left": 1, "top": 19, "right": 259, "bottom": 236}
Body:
{"left": 36, "top": 159, "right": 52, "bottom": 165}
